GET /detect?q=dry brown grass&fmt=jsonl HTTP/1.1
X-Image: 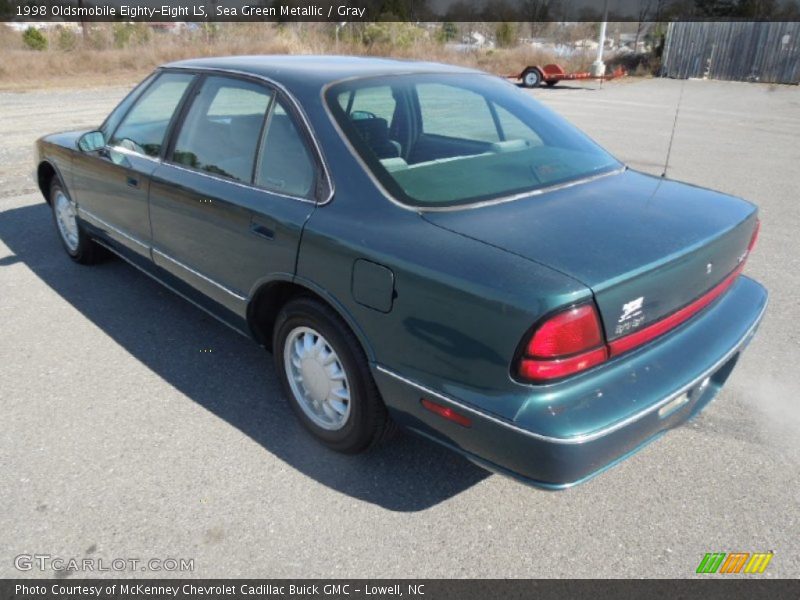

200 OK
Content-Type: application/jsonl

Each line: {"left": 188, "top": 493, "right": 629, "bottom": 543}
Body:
{"left": 0, "top": 23, "right": 594, "bottom": 90}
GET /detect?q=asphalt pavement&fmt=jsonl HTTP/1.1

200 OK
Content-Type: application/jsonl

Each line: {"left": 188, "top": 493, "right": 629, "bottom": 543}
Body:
{"left": 1, "top": 77, "right": 798, "bottom": 578}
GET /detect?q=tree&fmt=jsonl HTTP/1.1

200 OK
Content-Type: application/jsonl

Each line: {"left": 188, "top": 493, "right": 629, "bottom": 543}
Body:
{"left": 521, "top": 0, "right": 550, "bottom": 21}
{"left": 22, "top": 27, "right": 48, "bottom": 51}
{"left": 694, "top": 0, "right": 739, "bottom": 16}
{"left": 495, "top": 22, "right": 518, "bottom": 48}
{"left": 437, "top": 22, "right": 458, "bottom": 43}
{"left": 634, "top": 0, "right": 654, "bottom": 52}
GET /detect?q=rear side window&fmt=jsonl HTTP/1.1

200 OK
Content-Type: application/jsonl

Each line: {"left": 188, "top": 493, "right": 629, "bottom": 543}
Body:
{"left": 255, "top": 99, "right": 316, "bottom": 198}
{"left": 110, "top": 72, "right": 194, "bottom": 158}
{"left": 338, "top": 85, "right": 397, "bottom": 123}
{"left": 171, "top": 76, "right": 273, "bottom": 183}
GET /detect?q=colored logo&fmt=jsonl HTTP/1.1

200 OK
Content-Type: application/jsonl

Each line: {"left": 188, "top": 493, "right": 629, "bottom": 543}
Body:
{"left": 696, "top": 552, "right": 773, "bottom": 574}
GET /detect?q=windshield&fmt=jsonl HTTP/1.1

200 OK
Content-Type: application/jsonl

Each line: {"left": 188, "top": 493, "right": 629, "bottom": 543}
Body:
{"left": 326, "top": 73, "right": 622, "bottom": 208}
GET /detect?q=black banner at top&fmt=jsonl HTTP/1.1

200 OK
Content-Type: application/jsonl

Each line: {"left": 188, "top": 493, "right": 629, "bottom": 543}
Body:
{"left": 3, "top": 0, "right": 800, "bottom": 22}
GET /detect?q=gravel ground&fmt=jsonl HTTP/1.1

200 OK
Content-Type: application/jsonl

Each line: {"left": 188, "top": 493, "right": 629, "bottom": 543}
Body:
{"left": 1, "top": 77, "right": 798, "bottom": 578}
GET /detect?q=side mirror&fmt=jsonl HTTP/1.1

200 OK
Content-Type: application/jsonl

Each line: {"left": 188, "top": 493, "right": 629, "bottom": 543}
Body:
{"left": 78, "top": 130, "right": 105, "bottom": 153}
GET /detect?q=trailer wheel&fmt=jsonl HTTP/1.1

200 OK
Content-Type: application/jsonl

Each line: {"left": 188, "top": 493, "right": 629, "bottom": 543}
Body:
{"left": 522, "top": 69, "right": 541, "bottom": 88}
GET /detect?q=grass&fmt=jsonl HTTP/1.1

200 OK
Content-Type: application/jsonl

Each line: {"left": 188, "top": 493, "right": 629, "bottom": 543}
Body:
{"left": 0, "top": 23, "right": 595, "bottom": 91}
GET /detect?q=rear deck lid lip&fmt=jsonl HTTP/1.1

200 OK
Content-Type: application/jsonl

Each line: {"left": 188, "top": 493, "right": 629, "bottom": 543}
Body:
{"left": 422, "top": 168, "right": 758, "bottom": 342}
{"left": 587, "top": 217, "right": 753, "bottom": 295}
{"left": 422, "top": 169, "right": 756, "bottom": 288}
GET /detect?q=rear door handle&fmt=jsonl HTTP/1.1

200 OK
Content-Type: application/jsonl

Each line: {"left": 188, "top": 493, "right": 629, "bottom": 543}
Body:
{"left": 126, "top": 176, "right": 139, "bottom": 188}
{"left": 250, "top": 223, "right": 275, "bottom": 241}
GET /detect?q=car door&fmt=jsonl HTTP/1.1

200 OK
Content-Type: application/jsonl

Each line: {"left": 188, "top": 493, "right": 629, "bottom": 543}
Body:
{"left": 148, "top": 74, "right": 324, "bottom": 318}
{"left": 71, "top": 71, "right": 195, "bottom": 260}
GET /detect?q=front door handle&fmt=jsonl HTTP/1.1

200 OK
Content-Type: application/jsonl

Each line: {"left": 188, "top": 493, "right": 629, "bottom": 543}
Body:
{"left": 126, "top": 176, "right": 139, "bottom": 188}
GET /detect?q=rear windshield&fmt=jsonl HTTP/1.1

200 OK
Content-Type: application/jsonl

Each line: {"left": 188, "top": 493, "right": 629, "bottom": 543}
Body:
{"left": 325, "top": 73, "right": 622, "bottom": 208}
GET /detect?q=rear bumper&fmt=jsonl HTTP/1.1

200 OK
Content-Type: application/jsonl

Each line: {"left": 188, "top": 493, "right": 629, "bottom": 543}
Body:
{"left": 373, "top": 276, "right": 768, "bottom": 489}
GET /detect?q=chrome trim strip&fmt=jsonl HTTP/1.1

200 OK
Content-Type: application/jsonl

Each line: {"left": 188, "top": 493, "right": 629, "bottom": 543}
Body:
{"left": 78, "top": 207, "right": 150, "bottom": 250}
{"left": 106, "top": 144, "right": 162, "bottom": 164}
{"left": 93, "top": 239, "right": 251, "bottom": 339}
{"left": 165, "top": 65, "right": 335, "bottom": 206}
{"left": 319, "top": 75, "right": 626, "bottom": 213}
{"left": 375, "top": 295, "right": 767, "bottom": 445}
{"left": 78, "top": 207, "right": 246, "bottom": 303}
{"left": 152, "top": 248, "right": 247, "bottom": 302}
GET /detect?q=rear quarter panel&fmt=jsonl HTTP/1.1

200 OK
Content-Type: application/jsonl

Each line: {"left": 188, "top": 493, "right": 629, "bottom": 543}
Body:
{"left": 295, "top": 158, "right": 588, "bottom": 422}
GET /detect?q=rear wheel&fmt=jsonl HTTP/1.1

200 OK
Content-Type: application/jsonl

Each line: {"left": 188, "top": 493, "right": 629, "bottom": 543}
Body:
{"left": 273, "top": 297, "right": 393, "bottom": 453}
{"left": 522, "top": 69, "right": 542, "bottom": 88}
{"left": 50, "top": 179, "right": 101, "bottom": 264}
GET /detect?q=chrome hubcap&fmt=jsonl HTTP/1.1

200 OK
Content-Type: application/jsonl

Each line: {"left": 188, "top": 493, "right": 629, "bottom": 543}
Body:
{"left": 54, "top": 190, "right": 79, "bottom": 252}
{"left": 284, "top": 326, "right": 351, "bottom": 431}
{"left": 525, "top": 72, "right": 539, "bottom": 86}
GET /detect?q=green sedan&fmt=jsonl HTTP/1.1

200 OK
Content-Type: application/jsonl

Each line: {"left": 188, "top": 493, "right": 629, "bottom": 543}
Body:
{"left": 35, "top": 56, "right": 767, "bottom": 488}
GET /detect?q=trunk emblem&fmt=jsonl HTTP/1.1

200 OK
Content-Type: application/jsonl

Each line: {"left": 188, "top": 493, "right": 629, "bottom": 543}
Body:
{"left": 618, "top": 297, "right": 644, "bottom": 324}
{"left": 615, "top": 297, "right": 646, "bottom": 335}
{"left": 706, "top": 262, "right": 714, "bottom": 274}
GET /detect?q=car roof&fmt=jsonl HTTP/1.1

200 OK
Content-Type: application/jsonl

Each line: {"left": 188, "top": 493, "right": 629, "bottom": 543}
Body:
{"left": 162, "top": 55, "right": 484, "bottom": 91}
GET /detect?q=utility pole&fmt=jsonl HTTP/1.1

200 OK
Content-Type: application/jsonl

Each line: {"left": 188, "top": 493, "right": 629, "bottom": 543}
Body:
{"left": 591, "top": 0, "right": 609, "bottom": 77}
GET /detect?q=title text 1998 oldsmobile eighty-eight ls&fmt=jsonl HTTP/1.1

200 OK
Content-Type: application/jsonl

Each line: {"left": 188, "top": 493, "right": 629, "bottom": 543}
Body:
{"left": 35, "top": 56, "right": 767, "bottom": 488}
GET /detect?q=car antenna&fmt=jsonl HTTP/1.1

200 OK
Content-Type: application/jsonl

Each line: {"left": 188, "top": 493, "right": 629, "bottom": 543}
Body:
{"left": 662, "top": 78, "right": 686, "bottom": 178}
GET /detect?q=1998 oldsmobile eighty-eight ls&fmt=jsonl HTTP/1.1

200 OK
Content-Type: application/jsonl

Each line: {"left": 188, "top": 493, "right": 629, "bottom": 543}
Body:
{"left": 36, "top": 56, "right": 767, "bottom": 488}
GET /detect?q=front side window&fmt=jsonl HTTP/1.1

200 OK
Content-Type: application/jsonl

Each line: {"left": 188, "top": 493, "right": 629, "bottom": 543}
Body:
{"left": 327, "top": 74, "right": 621, "bottom": 208}
{"left": 100, "top": 72, "right": 156, "bottom": 141}
{"left": 110, "top": 71, "right": 194, "bottom": 158}
{"left": 172, "top": 76, "right": 273, "bottom": 183}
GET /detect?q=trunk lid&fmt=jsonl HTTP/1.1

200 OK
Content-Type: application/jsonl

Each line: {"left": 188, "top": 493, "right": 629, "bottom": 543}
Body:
{"left": 423, "top": 170, "right": 758, "bottom": 340}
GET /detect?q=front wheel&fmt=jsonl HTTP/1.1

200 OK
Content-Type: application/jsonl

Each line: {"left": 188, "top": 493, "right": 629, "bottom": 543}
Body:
{"left": 50, "top": 179, "right": 101, "bottom": 264}
{"left": 273, "top": 297, "right": 393, "bottom": 454}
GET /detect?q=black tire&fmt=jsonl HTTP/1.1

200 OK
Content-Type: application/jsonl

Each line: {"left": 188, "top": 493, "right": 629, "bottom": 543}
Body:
{"left": 273, "top": 296, "right": 394, "bottom": 454}
{"left": 49, "top": 179, "right": 101, "bottom": 264}
{"left": 522, "top": 69, "right": 542, "bottom": 88}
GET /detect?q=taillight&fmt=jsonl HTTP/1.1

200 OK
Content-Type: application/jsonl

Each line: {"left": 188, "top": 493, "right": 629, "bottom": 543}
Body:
{"left": 748, "top": 219, "right": 760, "bottom": 254}
{"left": 518, "top": 304, "right": 608, "bottom": 382}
